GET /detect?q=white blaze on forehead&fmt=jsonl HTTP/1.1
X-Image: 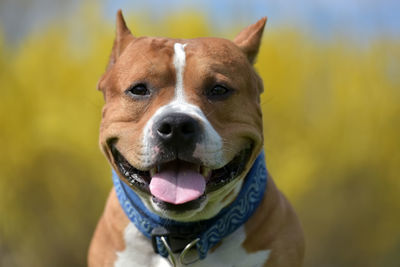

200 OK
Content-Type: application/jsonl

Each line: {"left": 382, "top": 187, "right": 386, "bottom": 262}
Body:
{"left": 173, "top": 43, "right": 187, "bottom": 102}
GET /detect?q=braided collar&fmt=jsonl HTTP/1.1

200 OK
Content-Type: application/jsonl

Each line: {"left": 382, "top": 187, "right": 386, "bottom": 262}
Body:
{"left": 112, "top": 152, "right": 268, "bottom": 261}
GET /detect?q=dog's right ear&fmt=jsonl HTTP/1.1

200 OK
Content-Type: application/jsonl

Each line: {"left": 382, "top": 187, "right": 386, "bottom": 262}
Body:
{"left": 106, "top": 9, "right": 135, "bottom": 70}
{"left": 98, "top": 10, "right": 134, "bottom": 92}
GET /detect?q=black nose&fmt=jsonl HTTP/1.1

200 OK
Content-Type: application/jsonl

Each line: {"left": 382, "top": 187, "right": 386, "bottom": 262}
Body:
{"left": 154, "top": 113, "right": 201, "bottom": 147}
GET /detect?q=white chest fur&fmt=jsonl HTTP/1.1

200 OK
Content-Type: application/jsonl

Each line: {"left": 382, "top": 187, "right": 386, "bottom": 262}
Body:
{"left": 114, "top": 223, "right": 270, "bottom": 267}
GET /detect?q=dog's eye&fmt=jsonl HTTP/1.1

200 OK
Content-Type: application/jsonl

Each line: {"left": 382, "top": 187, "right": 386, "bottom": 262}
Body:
{"left": 207, "top": 85, "right": 232, "bottom": 100}
{"left": 126, "top": 83, "right": 149, "bottom": 97}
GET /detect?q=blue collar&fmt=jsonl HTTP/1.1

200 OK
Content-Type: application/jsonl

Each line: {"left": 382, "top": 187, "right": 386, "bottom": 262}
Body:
{"left": 112, "top": 152, "right": 268, "bottom": 261}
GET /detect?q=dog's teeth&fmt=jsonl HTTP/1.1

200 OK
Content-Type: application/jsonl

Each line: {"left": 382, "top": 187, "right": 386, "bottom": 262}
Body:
{"left": 150, "top": 168, "right": 156, "bottom": 177}
{"left": 201, "top": 167, "right": 211, "bottom": 178}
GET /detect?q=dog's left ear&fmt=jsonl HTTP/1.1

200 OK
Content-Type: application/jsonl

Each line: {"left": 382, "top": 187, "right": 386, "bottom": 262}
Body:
{"left": 106, "top": 9, "right": 135, "bottom": 70}
{"left": 233, "top": 17, "right": 267, "bottom": 64}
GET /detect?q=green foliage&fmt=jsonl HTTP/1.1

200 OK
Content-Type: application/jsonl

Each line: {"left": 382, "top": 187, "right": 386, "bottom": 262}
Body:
{"left": 1, "top": 8, "right": 399, "bottom": 267}
{"left": 259, "top": 31, "right": 400, "bottom": 266}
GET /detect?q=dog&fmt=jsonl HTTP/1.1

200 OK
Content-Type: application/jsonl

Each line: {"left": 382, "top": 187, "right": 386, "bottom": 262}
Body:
{"left": 88, "top": 10, "right": 305, "bottom": 267}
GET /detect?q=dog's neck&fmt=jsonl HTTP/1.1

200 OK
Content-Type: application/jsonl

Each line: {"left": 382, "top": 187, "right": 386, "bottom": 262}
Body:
{"left": 112, "top": 152, "right": 268, "bottom": 263}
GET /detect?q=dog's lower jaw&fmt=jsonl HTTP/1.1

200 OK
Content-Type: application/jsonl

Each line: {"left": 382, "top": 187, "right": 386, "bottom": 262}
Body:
{"left": 135, "top": 173, "right": 245, "bottom": 222}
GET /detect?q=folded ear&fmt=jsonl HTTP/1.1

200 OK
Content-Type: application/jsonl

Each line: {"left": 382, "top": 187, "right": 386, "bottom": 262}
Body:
{"left": 106, "top": 9, "right": 135, "bottom": 70}
{"left": 233, "top": 17, "right": 267, "bottom": 64}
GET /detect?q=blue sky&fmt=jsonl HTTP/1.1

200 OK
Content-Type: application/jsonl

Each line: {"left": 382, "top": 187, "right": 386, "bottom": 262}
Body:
{"left": 103, "top": 0, "right": 400, "bottom": 40}
{"left": 1, "top": 0, "right": 399, "bottom": 44}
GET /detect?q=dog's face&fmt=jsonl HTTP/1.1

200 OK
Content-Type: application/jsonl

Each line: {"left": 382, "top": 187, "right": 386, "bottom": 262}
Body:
{"left": 98, "top": 11, "right": 266, "bottom": 221}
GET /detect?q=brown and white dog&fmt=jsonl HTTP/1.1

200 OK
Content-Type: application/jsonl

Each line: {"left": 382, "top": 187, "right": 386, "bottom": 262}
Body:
{"left": 88, "top": 10, "right": 304, "bottom": 267}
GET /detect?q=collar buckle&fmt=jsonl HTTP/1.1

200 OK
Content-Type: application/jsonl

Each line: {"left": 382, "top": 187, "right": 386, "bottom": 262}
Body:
{"left": 151, "top": 226, "right": 170, "bottom": 254}
{"left": 151, "top": 226, "right": 200, "bottom": 254}
{"left": 151, "top": 227, "right": 200, "bottom": 266}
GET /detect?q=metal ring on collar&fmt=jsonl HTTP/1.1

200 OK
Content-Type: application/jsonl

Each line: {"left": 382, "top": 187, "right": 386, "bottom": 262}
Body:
{"left": 179, "top": 238, "right": 200, "bottom": 265}
{"left": 160, "top": 236, "right": 177, "bottom": 267}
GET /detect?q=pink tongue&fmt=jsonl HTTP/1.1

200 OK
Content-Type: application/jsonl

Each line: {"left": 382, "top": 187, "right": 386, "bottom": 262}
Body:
{"left": 149, "top": 162, "right": 206, "bottom": 205}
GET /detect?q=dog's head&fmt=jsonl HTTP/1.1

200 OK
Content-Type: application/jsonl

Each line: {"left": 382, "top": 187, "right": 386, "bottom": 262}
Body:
{"left": 98, "top": 11, "right": 266, "bottom": 221}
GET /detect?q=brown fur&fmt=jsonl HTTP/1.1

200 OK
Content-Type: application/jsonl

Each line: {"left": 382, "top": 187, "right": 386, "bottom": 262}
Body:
{"left": 243, "top": 176, "right": 305, "bottom": 266}
{"left": 89, "top": 189, "right": 129, "bottom": 266}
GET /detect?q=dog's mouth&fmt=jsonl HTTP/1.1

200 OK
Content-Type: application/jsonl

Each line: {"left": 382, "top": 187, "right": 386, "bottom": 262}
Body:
{"left": 109, "top": 142, "right": 252, "bottom": 210}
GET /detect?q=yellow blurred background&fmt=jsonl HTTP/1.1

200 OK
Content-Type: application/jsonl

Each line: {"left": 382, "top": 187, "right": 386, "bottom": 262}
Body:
{"left": 1, "top": 1, "right": 400, "bottom": 266}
